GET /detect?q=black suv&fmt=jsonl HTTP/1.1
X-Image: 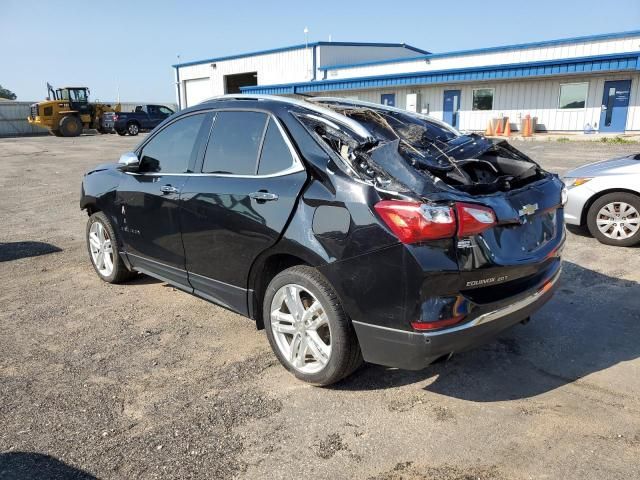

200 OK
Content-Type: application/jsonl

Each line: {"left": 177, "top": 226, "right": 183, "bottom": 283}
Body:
{"left": 81, "top": 95, "right": 565, "bottom": 385}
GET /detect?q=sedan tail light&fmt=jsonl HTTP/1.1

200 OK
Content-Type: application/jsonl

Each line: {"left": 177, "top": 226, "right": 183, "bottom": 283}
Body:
{"left": 113, "top": 114, "right": 119, "bottom": 121}
{"left": 375, "top": 200, "right": 496, "bottom": 244}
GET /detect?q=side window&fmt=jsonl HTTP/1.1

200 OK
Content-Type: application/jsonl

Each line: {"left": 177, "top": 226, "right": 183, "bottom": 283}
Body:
{"left": 147, "top": 105, "right": 158, "bottom": 115}
{"left": 202, "top": 111, "right": 267, "bottom": 174}
{"left": 159, "top": 106, "right": 174, "bottom": 115}
{"left": 257, "top": 119, "right": 295, "bottom": 175}
{"left": 139, "top": 113, "right": 206, "bottom": 173}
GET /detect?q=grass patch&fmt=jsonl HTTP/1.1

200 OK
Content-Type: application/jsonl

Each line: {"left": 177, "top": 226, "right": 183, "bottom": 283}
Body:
{"left": 556, "top": 137, "right": 571, "bottom": 143}
{"left": 599, "top": 136, "right": 637, "bottom": 144}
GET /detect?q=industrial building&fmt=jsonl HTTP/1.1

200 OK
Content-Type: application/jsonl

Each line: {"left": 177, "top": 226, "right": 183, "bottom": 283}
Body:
{"left": 173, "top": 30, "right": 640, "bottom": 133}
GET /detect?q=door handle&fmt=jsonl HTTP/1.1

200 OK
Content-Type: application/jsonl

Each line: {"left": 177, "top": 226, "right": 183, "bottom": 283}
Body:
{"left": 160, "top": 185, "right": 179, "bottom": 194}
{"left": 249, "top": 191, "right": 278, "bottom": 202}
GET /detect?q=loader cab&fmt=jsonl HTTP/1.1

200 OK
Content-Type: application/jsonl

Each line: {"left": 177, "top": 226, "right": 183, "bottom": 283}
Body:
{"left": 56, "top": 87, "right": 92, "bottom": 115}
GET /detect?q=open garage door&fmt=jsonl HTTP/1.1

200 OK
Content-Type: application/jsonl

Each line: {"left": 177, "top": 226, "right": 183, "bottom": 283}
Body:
{"left": 184, "top": 78, "right": 211, "bottom": 107}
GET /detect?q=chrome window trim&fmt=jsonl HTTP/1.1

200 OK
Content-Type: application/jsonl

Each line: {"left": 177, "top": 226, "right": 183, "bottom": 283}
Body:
{"left": 129, "top": 107, "right": 305, "bottom": 179}
{"left": 199, "top": 94, "right": 375, "bottom": 142}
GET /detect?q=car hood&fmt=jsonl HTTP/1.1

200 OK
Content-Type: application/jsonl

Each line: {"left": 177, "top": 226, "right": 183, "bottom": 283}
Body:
{"left": 565, "top": 154, "right": 640, "bottom": 178}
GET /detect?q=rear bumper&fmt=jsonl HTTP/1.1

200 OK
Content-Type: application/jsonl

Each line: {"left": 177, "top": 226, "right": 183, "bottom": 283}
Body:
{"left": 352, "top": 263, "right": 561, "bottom": 370}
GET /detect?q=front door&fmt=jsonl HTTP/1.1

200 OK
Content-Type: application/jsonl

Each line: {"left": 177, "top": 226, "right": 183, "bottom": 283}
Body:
{"left": 599, "top": 80, "right": 631, "bottom": 133}
{"left": 180, "top": 111, "right": 307, "bottom": 314}
{"left": 117, "top": 112, "right": 210, "bottom": 286}
{"left": 381, "top": 94, "right": 396, "bottom": 107}
{"left": 443, "top": 90, "right": 461, "bottom": 128}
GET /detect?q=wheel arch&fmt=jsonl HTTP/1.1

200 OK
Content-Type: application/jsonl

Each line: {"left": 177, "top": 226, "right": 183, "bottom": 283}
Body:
{"left": 248, "top": 252, "right": 315, "bottom": 330}
{"left": 581, "top": 188, "right": 640, "bottom": 225}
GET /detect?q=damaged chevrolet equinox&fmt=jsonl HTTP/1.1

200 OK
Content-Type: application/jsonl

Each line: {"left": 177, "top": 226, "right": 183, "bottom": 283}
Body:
{"left": 81, "top": 95, "right": 565, "bottom": 385}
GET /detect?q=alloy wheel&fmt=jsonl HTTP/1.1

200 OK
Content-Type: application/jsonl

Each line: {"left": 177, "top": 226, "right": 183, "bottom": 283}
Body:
{"left": 270, "top": 284, "right": 331, "bottom": 374}
{"left": 128, "top": 124, "right": 139, "bottom": 135}
{"left": 596, "top": 202, "right": 640, "bottom": 240}
{"left": 89, "top": 221, "right": 114, "bottom": 276}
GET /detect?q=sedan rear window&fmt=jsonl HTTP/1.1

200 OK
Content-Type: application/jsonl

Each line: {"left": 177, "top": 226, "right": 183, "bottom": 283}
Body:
{"left": 202, "top": 111, "right": 268, "bottom": 175}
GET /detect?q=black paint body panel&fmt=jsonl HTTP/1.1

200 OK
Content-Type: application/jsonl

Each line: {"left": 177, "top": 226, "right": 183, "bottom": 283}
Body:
{"left": 80, "top": 97, "right": 565, "bottom": 370}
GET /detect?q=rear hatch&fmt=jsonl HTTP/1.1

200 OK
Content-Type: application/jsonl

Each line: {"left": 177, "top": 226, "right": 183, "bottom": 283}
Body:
{"left": 296, "top": 98, "right": 565, "bottom": 291}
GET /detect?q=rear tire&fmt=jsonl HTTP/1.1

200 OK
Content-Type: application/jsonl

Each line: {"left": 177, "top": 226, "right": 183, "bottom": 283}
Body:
{"left": 59, "top": 115, "right": 82, "bottom": 137}
{"left": 86, "top": 212, "right": 137, "bottom": 283}
{"left": 263, "top": 266, "right": 363, "bottom": 386}
{"left": 587, "top": 192, "right": 640, "bottom": 247}
{"left": 116, "top": 129, "right": 127, "bottom": 136}
{"left": 127, "top": 122, "right": 140, "bottom": 136}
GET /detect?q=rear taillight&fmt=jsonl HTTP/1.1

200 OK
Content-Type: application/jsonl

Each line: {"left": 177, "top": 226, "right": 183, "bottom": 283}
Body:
{"left": 375, "top": 200, "right": 496, "bottom": 244}
{"left": 374, "top": 201, "right": 456, "bottom": 243}
{"left": 455, "top": 202, "right": 497, "bottom": 237}
{"left": 113, "top": 114, "right": 119, "bottom": 121}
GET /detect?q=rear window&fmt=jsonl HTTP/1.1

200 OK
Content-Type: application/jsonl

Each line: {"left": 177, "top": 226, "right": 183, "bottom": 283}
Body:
{"left": 345, "top": 107, "right": 459, "bottom": 146}
{"left": 202, "top": 111, "right": 268, "bottom": 175}
{"left": 257, "top": 119, "right": 294, "bottom": 175}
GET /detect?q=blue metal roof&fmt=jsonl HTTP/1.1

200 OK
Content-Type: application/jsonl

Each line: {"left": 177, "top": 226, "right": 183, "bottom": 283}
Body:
{"left": 172, "top": 41, "right": 430, "bottom": 68}
{"left": 240, "top": 52, "right": 640, "bottom": 95}
{"left": 318, "top": 29, "right": 640, "bottom": 71}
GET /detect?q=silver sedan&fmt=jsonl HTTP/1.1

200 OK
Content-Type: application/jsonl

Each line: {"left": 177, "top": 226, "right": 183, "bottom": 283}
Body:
{"left": 564, "top": 154, "right": 640, "bottom": 247}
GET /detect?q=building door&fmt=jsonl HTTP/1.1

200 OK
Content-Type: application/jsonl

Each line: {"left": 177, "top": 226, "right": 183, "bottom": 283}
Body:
{"left": 599, "top": 80, "right": 631, "bottom": 133}
{"left": 443, "top": 90, "right": 461, "bottom": 128}
{"left": 381, "top": 94, "right": 396, "bottom": 107}
{"left": 184, "top": 77, "right": 211, "bottom": 108}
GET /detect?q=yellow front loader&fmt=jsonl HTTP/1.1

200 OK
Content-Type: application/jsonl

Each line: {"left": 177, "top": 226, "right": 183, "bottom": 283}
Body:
{"left": 27, "top": 84, "right": 120, "bottom": 137}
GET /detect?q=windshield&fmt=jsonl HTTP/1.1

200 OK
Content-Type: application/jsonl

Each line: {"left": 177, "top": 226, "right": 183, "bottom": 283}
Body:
{"left": 69, "top": 89, "right": 88, "bottom": 102}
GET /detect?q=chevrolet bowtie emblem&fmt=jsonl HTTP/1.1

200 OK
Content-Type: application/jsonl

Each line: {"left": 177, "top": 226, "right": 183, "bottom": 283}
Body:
{"left": 519, "top": 203, "right": 539, "bottom": 216}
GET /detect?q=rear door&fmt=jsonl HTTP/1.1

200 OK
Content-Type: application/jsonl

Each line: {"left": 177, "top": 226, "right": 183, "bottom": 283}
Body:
{"left": 180, "top": 110, "right": 307, "bottom": 314}
{"left": 117, "top": 112, "right": 211, "bottom": 286}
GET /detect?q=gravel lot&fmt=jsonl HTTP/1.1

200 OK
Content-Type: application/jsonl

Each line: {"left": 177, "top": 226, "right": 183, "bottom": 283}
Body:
{"left": 1, "top": 134, "right": 639, "bottom": 480}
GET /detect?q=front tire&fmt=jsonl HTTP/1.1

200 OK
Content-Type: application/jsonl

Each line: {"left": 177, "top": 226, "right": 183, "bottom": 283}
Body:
{"left": 86, "top": 212, "right": 137, "bottom": 283}
{"left": 263, "top": 266, "right": 362, "bottom": 386}
{"left": 587, "top": 192, "right": 640, "bottom": 247}
{"left": 59, "top": 115, "right": 82, "bottom": 137}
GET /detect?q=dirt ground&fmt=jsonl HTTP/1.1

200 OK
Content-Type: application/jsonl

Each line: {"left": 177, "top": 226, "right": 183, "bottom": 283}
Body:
{"left": 1, "top": 134, "right": 639, "bottom": 480}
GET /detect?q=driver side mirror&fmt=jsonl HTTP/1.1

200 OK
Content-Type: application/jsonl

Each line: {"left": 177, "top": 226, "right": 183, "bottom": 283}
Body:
{"left": 118, "top": 152, "right": 140, "bottom": 172}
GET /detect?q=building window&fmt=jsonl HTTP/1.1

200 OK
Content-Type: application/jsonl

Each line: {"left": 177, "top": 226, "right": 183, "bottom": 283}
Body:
{"left": 472, "top": 88, "right": 494, "bottom": 111}
{"left": 558, "top": 83, "right": 588, "bottom": 109}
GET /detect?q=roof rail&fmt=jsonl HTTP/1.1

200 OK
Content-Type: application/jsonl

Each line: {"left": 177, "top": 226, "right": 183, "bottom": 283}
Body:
{"left": 199, "top": 94, "right": 374, "bottom": 141}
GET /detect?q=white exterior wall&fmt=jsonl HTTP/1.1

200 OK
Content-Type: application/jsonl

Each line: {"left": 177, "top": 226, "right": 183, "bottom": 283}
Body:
{"left": 178, "top": 48, "right": 313, "bottom": 106}
{"left": 325, "top": 35, "right": 640, "bottom": 80}
{"left": 318, "top": 45, "right": 422, "bottom": 71}
{"left": 322, "top": 73, "right": 640, "bottom": 132}
{"left": 177, "top": 44, "right": 426, "bottom": 107}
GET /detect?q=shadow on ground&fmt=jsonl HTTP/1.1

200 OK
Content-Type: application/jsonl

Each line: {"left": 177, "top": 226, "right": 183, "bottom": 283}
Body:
{"left": 0, "top": 242, "right": 62, "bottom": 262}
{"left": 0, "top": 452, "right": 96, "bottom": 480}
{"left": 336, "top": 261, "right": 640, "bottom": 401}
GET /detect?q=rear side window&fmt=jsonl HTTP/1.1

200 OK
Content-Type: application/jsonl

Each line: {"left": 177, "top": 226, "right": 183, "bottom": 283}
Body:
{"left": 257, "top": 119, "right": 295, "bottom": 175}
{"left": 139, "top": 113, "right": 206, "bottom": 173}
{"left": 202, "top": 111, "right": 268, "bottom": 174}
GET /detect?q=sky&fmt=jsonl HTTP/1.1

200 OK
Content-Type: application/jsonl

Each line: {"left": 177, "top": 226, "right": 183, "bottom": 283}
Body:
{"left": 4, "top": 0, "right": 640, "bottom": 103}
